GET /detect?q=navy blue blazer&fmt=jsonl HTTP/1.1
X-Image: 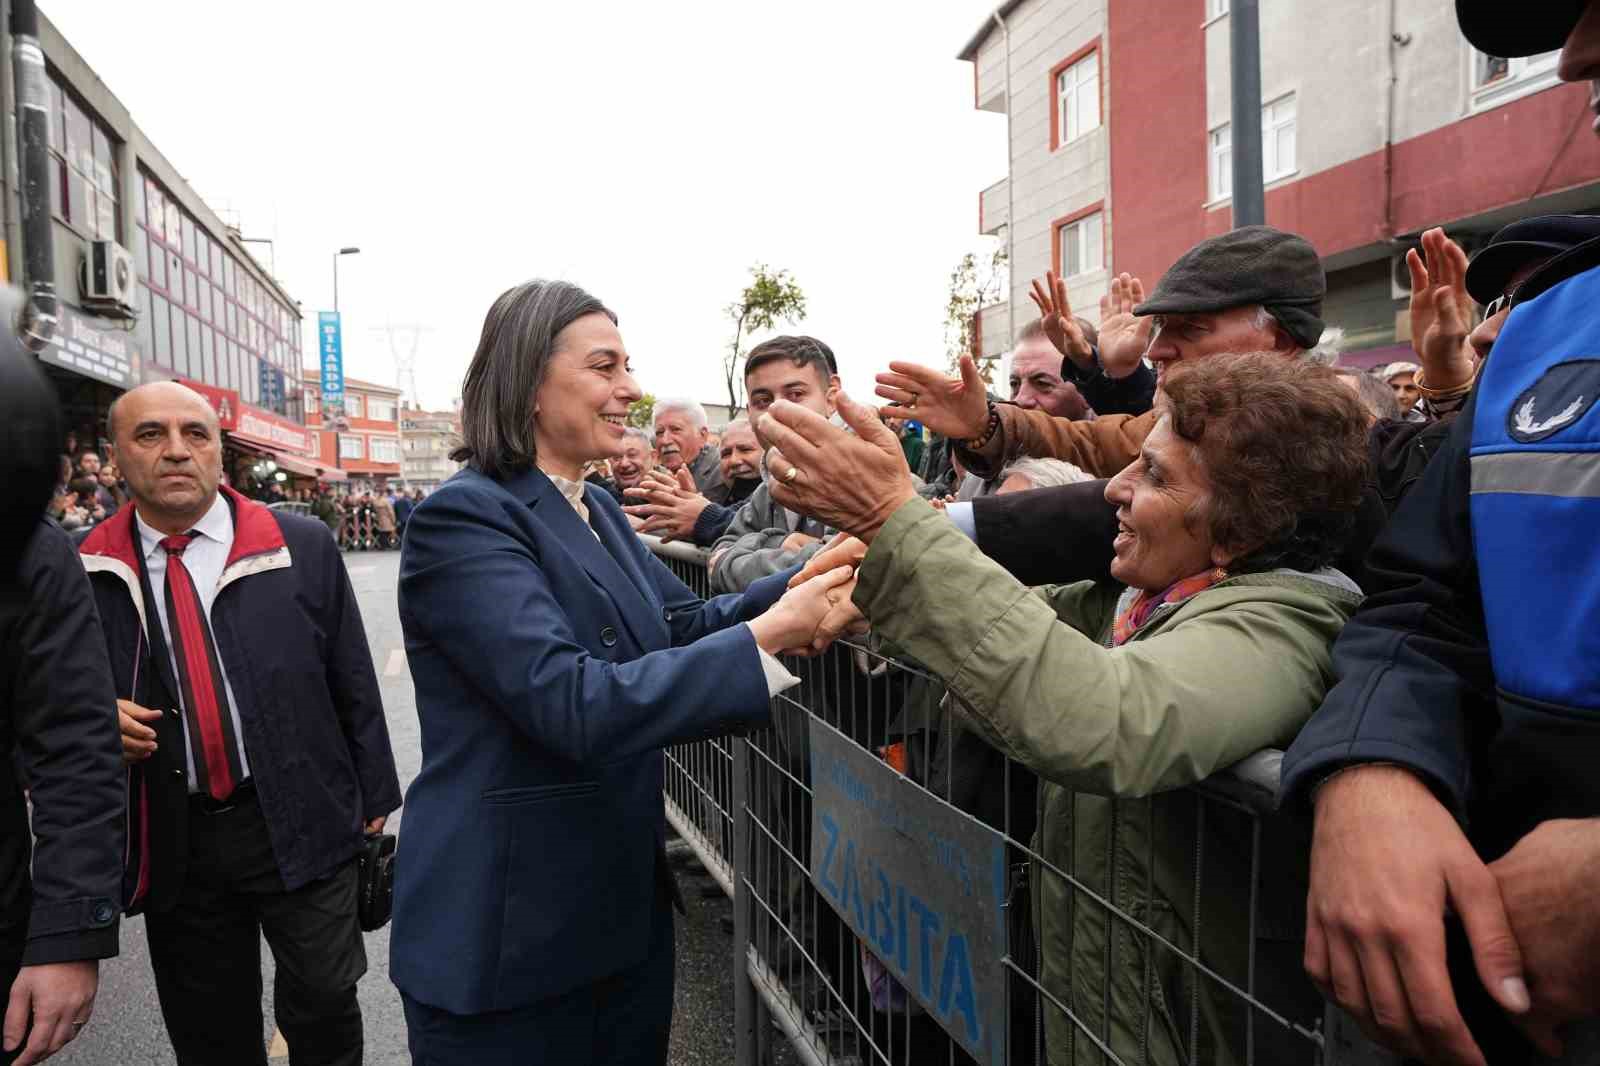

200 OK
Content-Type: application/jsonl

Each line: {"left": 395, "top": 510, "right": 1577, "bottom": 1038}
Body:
{"left": 390, "top": 465, "right": 794, "bottom": 1014}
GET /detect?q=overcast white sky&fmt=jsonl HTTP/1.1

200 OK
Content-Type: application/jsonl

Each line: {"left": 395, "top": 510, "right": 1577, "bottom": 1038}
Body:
{"left": 44, "top": 2, "right": 1008, "bottom": 414}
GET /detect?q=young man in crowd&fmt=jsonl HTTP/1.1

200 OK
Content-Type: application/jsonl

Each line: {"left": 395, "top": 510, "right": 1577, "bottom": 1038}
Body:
{"left": 1382, "top": 360, "right": 1422, "bottom": 417}
{"left": 707, "top": 336, "right": 843, "bottom": 594}
{"left": 1282, "top": 5, "right": 1600, "bottom": 1064}
{"left": 652, "top": 398, "right": 722, "bottom": 494}
{"left": 74, "top": 451, "right": 117, "bottom": 514}
{"left": 80, "top": 381, "right": 401, "bottom": 1066}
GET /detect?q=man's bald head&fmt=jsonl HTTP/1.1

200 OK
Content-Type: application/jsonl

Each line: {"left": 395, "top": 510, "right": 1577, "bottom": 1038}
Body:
{"left": 110, "top": 381, "right": 225, "bottom": 534}
{"left": 108, "top": 381, "right": 219, "bottom": 444}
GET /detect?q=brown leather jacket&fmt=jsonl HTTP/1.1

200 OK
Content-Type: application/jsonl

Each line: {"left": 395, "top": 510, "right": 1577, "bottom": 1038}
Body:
{"left": 958, "top": 404, "right": 1157, "bottom": 480}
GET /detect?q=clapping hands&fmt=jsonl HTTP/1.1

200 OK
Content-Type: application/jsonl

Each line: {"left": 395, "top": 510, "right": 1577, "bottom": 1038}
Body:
{"left": 623, "top": 468, "right": 711, "bottom": 542}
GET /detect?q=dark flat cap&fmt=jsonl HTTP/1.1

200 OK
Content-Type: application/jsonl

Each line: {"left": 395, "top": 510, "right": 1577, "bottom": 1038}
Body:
{"left": 1456, "top": 0, "right": 1582, "bottom": 58}
{"left": 1465, "top": 214, "right": 1600, "bottom": 304}
{"left": 1134, "top": 225, "right": 1326, "bottom": 349}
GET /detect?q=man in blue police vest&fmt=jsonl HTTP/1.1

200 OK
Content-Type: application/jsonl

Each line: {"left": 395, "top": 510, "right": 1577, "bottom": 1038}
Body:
{"left": 1280, "top": 4, "right": 1600, "bottom": 1065}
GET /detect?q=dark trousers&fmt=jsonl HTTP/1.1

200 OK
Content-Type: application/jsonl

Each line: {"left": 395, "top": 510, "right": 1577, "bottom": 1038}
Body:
{"left": 144, "top": 786, "right": 366, "bottom": 1066}
{"left": 401, "top": 889, "right": 675, "bottom": 1066}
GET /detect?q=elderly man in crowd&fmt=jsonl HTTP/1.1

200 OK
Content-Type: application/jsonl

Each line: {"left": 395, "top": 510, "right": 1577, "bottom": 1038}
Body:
{"left": 622, "top": 420, "right": 764, "bottom": 545}
{"left": 652, "top": 398, "right": 722, "bottom": 494}
{"left": 80, "top": 381, "right": 401, "bottom": 1066}
{"left": 760, "top": 353, "right": 1370, "bottom": 1066}
{"left": 707, "top": 336, "right": 844, "bottom": 594}
{"left": 602, "top": 426, "right": 656, "bottom": 505}
{"left": 1280, "top": 4, "right": 1600, "bottom": 1065}
{"left": 1023, "top": 268, "right": 1157, "bottom": 418}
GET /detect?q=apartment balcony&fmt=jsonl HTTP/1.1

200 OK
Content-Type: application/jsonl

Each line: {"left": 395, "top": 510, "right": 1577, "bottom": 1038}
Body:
{"left": 979, "top": 177, "right": 1008, "bottom": 236}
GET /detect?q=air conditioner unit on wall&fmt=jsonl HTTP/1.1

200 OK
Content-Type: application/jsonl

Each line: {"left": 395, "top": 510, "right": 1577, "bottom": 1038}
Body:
{"left": 1390, "top": 249, "right": 1416, "bottom": 301}
{"left": 80, "top": 239, "right": 138, "bottom": 319}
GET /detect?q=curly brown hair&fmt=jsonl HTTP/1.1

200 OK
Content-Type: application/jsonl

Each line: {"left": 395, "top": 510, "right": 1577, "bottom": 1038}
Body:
{"left": 1161, "top": 351, "right": 1370, "bottom": 573}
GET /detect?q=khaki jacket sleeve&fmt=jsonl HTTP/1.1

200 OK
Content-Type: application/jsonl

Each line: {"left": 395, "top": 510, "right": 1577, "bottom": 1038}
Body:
{"left": 958, "top": 405, "right": 1156, "bottom": 480}
{"left": 856, "top": 498, "right": 1345, "bottom": 798}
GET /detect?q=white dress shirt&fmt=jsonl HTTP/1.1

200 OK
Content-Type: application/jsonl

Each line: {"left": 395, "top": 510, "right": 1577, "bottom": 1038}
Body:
{"left": 543, "top": 468, "right": 799, "bottom": 697}
{"left": 136, "top": 493, "right": 253, "bottom": 792}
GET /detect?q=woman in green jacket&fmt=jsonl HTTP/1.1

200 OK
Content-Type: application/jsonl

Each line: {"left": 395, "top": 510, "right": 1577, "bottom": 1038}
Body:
{"left": 771, "top": 352, "right": 1371, "bottom": 1065}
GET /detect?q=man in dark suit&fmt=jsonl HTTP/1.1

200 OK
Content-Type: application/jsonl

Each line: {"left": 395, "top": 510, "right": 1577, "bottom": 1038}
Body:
{"left": 81, "top": 381, "right": 401, "bottom": 1066}
{"left": 1, "top": 521, "right": 125, "bottom": 1066}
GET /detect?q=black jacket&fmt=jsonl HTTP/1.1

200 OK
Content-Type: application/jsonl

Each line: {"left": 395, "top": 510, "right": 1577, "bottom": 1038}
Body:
{"left": 79, "top": 487, "right": 402, "bottom": 914}
{"left": 0, "top": 522, "right": 124, "bottom": 977}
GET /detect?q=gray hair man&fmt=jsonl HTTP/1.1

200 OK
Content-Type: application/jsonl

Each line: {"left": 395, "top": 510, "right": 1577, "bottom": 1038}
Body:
{"left": 652, "top": 398, "right": 722, "bottom": 494}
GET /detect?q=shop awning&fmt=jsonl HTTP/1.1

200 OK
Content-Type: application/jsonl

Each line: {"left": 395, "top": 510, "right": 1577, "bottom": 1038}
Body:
{"left": 227, "top": 435, "right": 347, "bottom": 481}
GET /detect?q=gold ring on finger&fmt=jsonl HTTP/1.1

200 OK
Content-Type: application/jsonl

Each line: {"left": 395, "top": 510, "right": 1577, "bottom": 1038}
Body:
{"left": 783, "top": 466, "right": 801, "bottom": 484}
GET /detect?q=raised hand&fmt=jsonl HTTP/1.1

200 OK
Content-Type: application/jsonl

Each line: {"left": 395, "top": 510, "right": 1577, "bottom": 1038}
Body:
{"left": 1028, "top": 270, "right": 1095, "bottom": 370}
{"left": 1097, "top": 273, "right": 1151, "bottom": 379}
{"left": 874, "top": 356, "right": 989, "bottom": 441}
{"left": 760, "top": 390, "right": 918, "bottom": 543}
{"left": 1407, "top": 228, "right": 1476, "bottom": 391}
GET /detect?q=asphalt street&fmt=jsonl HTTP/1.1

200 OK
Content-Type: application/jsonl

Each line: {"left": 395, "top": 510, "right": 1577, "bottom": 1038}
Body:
{"left": 53, "top": 548, "right": 762, "bottom": 1066}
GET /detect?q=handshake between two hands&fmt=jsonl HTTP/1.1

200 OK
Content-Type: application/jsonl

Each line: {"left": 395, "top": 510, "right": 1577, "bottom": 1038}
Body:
{"left": 748, "top": 533, "right": 872, "bottom": 659}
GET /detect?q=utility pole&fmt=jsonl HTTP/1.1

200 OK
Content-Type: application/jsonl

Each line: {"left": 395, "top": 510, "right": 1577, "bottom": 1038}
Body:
{"left": 371, "top": 321, "right": 430, "bottom": 409}
{"left": 1229, "top": 0, "right": 1266, "bottom": 228}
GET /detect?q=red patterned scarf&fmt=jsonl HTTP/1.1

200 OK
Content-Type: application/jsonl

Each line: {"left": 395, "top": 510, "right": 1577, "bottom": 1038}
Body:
{"left": 1111, "top": 568, "right": 1228, "bottom": 647}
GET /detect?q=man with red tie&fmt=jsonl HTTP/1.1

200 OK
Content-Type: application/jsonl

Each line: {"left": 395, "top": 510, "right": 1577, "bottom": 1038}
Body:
{"left": 79, "top": 381, "right": 401, "bottom": 1066}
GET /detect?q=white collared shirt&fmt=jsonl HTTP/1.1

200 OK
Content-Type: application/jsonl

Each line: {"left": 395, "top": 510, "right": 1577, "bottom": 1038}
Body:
{"left": 135, "top": 494, "right": 253, "bottom": 792}
{"left": 541, "top": 466, "right": 799, "bottom": 698}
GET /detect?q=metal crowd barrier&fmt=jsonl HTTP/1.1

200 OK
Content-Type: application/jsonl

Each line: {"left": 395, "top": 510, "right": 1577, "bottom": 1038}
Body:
{"left": 645, "top": 536, "right": 1399, "bottom": 1066}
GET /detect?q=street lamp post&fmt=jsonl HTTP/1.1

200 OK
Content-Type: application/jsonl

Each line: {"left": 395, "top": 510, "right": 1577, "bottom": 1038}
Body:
{"left": 333, "top": 246, "right": 360, "bottom": 313}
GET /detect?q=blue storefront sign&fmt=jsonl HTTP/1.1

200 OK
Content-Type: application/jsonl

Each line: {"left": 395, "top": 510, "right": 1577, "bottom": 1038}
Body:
{"left": 318, "top": 311, "right": 347, "bottom": 430}
{"left": 809, "top": 717, "right": 1010, "bottom": 1065}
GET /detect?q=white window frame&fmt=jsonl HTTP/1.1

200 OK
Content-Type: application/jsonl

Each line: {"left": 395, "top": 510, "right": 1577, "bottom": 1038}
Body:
{"left": 1058, "top": 212, "right": 1104, "bottom": 279}
{"left": 347, "top": 394, "right": 364, "bottom": 419}
{"left": 1206, "top": 0, "right": 1229, "bottom": 20}
{"left": 1262, "top": 93, "right": 1297, "bottom": 182}
{"left": 338, "top": 434, "right": 364, "bottom": 460}
{"left": 368, "top": 436, "right": 400, "bottom": 463}
{"left": 1055, "top": 51, "right": 1101, "bottom": 147}
{"left": 1209, "top": 123, "right": 1232, "bottom": 202}
{"left": 1469, "top": 49, "right": 1560, "bottom": 112}
{"left": 1206, "top": 92, "right": 1297, "bottom": 204}
{"left": 366, "top": 397, "right": 397, "bottom": 423}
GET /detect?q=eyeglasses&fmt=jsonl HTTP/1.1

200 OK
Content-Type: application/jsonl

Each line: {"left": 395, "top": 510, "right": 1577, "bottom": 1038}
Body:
{"left": 1482, "top": 285, "right": 1521, "bottom": 320}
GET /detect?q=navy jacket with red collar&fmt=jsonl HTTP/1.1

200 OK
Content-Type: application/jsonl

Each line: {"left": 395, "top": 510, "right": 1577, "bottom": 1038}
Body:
{"left": 79, "top": 485, "right": 401, "bottom": 914}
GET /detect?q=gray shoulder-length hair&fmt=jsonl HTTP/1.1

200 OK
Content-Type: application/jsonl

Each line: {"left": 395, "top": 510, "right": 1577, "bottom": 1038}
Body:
{"left": 451, "top": 279, "right": 617, "bottom": 479}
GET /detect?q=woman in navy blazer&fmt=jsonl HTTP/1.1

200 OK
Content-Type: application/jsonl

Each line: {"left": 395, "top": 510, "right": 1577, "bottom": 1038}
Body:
{"left": 390, "top": 280, "right": 853, "bottom": 1065}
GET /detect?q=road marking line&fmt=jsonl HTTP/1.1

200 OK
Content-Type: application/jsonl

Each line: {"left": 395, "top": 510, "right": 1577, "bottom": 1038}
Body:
{"left": 347, "top": 565, "right": 376, "bottom": 577}
{"left": 385, "top": 649, "right": 407, "bottom": 677}
{"left": 268, "top": 1027, "right": 288, "bottom": 1059}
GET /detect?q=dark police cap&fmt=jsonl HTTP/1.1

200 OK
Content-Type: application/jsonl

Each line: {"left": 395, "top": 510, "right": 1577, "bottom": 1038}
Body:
{"left": 1465, "top": 214, "right": 1600, "bottom": 304}
{"left": 1133, "top": 225, "right": 1326, "bottom": 349}
{"left": 1456, "top": 0, "right": 1583, "bottom": 58}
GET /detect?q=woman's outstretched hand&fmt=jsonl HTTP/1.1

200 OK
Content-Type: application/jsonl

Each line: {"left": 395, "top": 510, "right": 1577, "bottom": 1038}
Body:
{"left": 748, "top": 564, "right": 858, "bottom": 657}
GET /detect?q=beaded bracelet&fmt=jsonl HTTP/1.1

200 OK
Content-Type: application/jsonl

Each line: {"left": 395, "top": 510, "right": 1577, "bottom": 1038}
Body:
{"left": 964, "top": 401, "right": 1001, "bottom": 450}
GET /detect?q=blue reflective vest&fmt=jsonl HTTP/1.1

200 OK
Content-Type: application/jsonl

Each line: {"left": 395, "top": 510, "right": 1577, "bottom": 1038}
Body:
{"left": 1468, "top": 259, "right": 1600, "bottom": 852}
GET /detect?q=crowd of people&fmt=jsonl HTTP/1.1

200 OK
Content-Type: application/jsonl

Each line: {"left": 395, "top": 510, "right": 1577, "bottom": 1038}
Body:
{"left": 3, "top": 3, "right": 1599, "bottom": 1066}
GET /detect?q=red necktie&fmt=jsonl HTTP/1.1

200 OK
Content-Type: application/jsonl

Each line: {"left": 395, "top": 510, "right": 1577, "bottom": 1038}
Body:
{"left": 161, "top": 533, "right": 245, "bottom": 801}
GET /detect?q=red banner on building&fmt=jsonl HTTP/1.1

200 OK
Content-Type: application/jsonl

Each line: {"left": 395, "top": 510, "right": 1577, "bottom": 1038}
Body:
{"left": 231, "top": 403, "right": 315, "bottom": 455}
{"left": 178, "top": 378, "right": 240, "bottom": 430}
